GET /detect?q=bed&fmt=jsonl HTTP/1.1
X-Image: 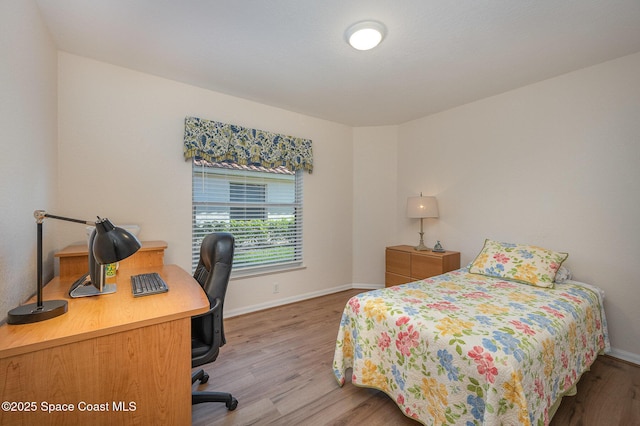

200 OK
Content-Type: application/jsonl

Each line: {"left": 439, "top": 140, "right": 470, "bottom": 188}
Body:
{"left": 333, "top": 240, "right": 609, "bottom": 425}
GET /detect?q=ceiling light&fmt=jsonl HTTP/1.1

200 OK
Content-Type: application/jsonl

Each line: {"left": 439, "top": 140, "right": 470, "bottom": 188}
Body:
{"left": 345, "top": 21, "right": 386, "bottom": 51}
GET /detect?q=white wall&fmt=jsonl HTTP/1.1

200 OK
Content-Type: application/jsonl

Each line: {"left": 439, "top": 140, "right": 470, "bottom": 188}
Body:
{"left": 0, "top": 0, "right": 58, "bottom": 320}
{"left": 352, "top": 126, "right": 399, "bottom": 285}
{"left": 56, "top": 53, "right": 354, "bottom": 314}
{"left": 393, "top": 52, "right": 640, "bottom": 360}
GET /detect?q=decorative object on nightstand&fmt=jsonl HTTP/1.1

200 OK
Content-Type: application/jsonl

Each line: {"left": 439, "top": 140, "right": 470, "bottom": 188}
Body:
{"left": 406, "top": 193, "right": 439, "bottom": 251}
{"left": 433, "top": 240, "right": 445, "bottom": 253}
{"left": 385, "top": 245, "right": 460, "bottom": 287}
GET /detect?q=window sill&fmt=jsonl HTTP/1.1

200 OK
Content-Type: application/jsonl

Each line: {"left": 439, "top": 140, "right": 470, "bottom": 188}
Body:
{"left": 230, "top": 264, "right": 306, "bottom": 280}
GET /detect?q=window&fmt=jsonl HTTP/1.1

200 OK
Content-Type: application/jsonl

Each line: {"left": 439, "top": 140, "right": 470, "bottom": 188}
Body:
{"left": 192, "top": 159, "right": 303, "bottom": 274}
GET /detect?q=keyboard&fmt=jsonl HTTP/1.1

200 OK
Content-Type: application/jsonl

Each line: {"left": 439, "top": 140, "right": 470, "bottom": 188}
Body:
{"left": 131, "top": 272, "right": 169, "bottom": 297}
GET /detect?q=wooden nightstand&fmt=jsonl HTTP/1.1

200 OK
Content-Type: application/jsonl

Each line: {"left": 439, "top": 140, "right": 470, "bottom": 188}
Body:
{"left": 385, "top": 245, "right": 460, "bottom": 287}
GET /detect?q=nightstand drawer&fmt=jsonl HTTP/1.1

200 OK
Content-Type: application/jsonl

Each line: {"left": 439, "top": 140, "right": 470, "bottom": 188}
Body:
{"left": 386, "top": 249, "right": 411, "bottom": 276}
{"left": 411, "top": 255, "right": 441, "bottom": 279}
{"left": 385, "top": 272, "right": 412, "bottom": 287}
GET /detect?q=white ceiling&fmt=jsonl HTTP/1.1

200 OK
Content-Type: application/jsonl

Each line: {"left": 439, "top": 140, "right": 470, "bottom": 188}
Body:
{"left": 35, "top": 0, "right": 640, "bottom": 126}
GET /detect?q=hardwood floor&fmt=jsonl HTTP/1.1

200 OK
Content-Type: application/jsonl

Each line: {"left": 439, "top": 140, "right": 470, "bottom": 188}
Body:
{"left": 192, "top": 289, "right": 640, "bottom": 426}
{"left": 552, "top": 355, "right": 640, "bottom": 425}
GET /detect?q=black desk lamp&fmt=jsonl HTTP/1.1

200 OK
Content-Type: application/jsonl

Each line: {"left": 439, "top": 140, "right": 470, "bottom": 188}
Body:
{"left": 7, "top": 210, "right": 141, "bottom": 325}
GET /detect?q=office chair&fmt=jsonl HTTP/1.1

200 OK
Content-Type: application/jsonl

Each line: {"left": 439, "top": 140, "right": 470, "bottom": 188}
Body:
{"left": 191, "top": 232, "right": 238, "bottom": 410}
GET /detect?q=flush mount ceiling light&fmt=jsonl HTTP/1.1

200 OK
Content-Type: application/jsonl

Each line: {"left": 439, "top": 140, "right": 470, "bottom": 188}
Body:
{"left": 345, "top": 20, "right": 386, "bottom": 51}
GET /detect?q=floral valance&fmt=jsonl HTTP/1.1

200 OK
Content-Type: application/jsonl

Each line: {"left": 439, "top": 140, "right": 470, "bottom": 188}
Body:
{"left": 183, "top": 116, "right": 313, "bottom": 173}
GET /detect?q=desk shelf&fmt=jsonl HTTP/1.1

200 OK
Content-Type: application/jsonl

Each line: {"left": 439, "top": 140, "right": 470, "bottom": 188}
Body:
{"left": 55, "top": 240, "right": 167, "bottom": 277}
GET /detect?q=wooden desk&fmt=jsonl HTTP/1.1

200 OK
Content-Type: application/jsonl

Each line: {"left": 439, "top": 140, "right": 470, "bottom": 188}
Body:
{"left": 0, "top": 264, "right": 208, "bottom": 425}
{"left": 55, "top": 240, "right": 168, "bottom": 278}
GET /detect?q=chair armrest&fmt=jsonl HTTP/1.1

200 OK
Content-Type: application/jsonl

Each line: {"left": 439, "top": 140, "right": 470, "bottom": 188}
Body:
{"left": 192, "top": 297, "right": 222, "bottom": 320}
{"left": 191, "top": 297, "right": 225, "bottom": 366}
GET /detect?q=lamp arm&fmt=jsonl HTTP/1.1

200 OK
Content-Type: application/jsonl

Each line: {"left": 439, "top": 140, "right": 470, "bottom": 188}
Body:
{"left": 35, "top": 210, "right": 94, "bottom": 226}
{"left": 36, "top": 220, "right": 43, "bottom": 308}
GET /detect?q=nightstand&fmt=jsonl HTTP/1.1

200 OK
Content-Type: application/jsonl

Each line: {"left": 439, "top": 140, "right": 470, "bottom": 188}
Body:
{"left": 385, "top": 245, "right": 460, "bottom": 287}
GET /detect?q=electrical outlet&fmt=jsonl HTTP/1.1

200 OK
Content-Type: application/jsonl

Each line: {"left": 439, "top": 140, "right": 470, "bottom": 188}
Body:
{"left": 273, "top": 283, "right": 280, "bottom": 294}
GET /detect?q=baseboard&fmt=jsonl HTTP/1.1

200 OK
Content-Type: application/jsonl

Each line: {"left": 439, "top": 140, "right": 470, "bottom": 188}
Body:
{"left": 607, "top": 347, "right": 640, "bottom": 366}
{"left": 224, "top": 283, "right": 383, "bottom": 318}
{"left": 351, "top": 283, "right": 384, "bottom": 290}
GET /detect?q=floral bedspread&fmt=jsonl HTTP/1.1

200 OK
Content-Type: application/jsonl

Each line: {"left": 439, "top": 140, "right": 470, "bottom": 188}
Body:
{"left": 333, "top": 268, "right": 609, "bottom": 425}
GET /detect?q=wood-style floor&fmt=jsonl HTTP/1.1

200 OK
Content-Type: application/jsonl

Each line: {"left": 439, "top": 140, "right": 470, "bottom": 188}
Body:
{"left": 192, "top": 289, "right": 640, "bottom": 426}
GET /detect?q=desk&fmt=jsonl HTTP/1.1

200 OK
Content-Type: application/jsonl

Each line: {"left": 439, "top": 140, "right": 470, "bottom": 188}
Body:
{"left": 0, "top": 264, "right": 208, "bottom": 425}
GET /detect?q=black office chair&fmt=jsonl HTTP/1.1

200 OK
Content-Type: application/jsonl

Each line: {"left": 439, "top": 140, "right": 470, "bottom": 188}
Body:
{"left": 191, "top": 232, "right": 238, "bottom": 410}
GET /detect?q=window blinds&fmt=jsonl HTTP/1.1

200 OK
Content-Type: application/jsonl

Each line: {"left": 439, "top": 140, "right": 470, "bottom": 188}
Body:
{"left": 192, "top": 160, "right": 303, "bottom": 274}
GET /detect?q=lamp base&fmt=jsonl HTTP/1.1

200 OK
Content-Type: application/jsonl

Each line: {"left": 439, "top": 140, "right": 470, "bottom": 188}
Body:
{"left": 414, "top": 242, "right": 431, "bottom": 251}
{"left": 70, "top": 283, "right": 116, "bottom": 298}
{"left": 414, "top": 231, "right": 431, "bottom": 251}
{"left": 7, "top": 300, "right": 67, "bottom": 325}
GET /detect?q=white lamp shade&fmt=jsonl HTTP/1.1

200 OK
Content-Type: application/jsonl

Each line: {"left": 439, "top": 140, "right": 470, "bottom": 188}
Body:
{"left": 407, "top": 196, "right": 439, "bottom": 218}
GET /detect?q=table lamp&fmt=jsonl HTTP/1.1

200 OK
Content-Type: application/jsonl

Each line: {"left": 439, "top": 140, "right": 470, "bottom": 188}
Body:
{"left": 406, "top": 193, "right": 439, "bottom": 251}
{"left": 7, "top": 210, "right": 141, "bottom": 325}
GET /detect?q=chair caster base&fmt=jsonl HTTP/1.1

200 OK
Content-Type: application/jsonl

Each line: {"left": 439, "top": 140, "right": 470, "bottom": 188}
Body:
{"left": 192, "top": 390, "right": 238, "bottom": 409}
{"left": 226, "top": 397, "right": 238, "bottom": 411}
